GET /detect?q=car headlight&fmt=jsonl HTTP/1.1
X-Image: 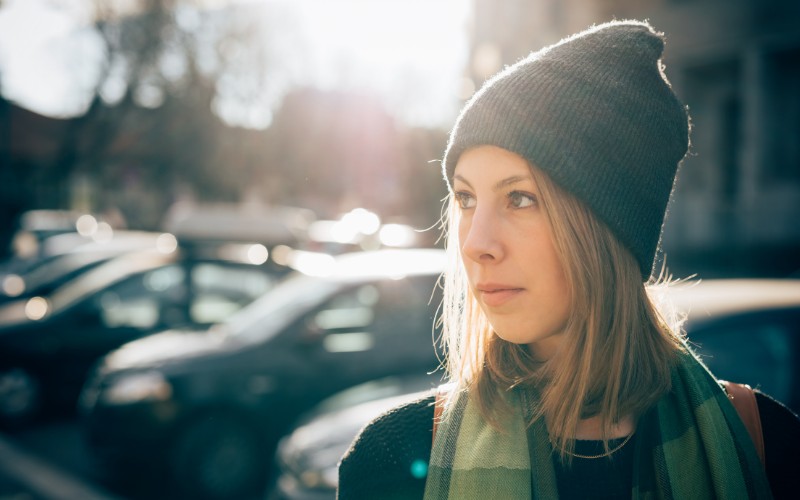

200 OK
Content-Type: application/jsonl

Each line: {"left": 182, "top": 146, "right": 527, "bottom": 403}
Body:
{"left": 101, "top": 371, "right": 173, "bottom": 405}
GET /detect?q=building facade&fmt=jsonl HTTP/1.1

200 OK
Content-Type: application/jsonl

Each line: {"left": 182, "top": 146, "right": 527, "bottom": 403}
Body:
{"left": 466, "top": 0, "right": 800, "bottom": 277}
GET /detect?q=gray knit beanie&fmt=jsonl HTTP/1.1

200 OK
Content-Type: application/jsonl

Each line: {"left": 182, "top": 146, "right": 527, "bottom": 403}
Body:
{"left": 443, "top": 20, "right": 690, "bottom": 280}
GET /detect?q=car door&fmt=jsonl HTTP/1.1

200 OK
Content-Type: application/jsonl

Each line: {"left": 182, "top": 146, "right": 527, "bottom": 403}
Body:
{"left": 288, "top": 274, "right": 440, "bottom": 398}
{"left": 61, "top": 264, "right": 189, "bottom": 372}
{"left": 687, "top": 306, "right": 800, "bottom": 414}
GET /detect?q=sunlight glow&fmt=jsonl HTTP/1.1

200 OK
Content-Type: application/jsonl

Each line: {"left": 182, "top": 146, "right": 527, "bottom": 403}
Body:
{"left": 289, "top": 250, "right": 337, "bottom": 277}
{"left": 0, "top": 0, "right": 103, "bottom": 117}
{"left": 288, "top": 0, "right": 470, "bottom": 127}
{"left": 341, "top": 209, "right": 381, "bottom": 236}
{"left": 379, "top": 224, "right": 417, "bottom": 248}
{"left": 0, "top": 0, "right": 470, "bottom": 128}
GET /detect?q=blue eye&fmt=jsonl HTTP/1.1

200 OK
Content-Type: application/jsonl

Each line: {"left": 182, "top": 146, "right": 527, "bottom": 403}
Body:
{"left": 508, "top": 191, "right": 537, "bottom": 208}
{"left": 454, "top": 191, "right": 476, "bottom": 209}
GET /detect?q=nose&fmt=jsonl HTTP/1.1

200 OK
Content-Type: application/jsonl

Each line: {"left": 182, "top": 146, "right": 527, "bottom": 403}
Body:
{"left": 460, "top": 205, "right": 504, "bottom": 263}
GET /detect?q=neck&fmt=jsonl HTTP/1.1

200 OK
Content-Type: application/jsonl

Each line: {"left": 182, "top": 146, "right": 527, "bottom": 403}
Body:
{"left": 572, "top": 414, "right": 635, "bottom": 440}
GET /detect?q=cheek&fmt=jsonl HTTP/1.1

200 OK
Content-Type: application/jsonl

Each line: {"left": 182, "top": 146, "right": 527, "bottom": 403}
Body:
{"left": 456, "top": 217, "right": 474, "bottom": 268}
{"left": 456, "top": 213, "right": 469, "bottom": 247}
{"left": 524, "top": 226, "right": 571, "bottom": 308}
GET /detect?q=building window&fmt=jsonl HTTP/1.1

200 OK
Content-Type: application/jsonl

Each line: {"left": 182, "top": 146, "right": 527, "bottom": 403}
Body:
{"left": 681, "top": 59, "right": 742, "bottom": 201}
{"left": 762, "top": 48, "right": 800, "bottom": 184}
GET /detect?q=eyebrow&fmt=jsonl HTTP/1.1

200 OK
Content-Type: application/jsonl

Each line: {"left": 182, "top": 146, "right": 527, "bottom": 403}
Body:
{"left": 453, "top": 174, "right": 531, "bottom": 191}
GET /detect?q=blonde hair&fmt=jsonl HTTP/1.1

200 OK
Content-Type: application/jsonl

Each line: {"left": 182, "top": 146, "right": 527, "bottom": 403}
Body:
{"left": 439, "top": 160, "right": 685, "bottom": 459}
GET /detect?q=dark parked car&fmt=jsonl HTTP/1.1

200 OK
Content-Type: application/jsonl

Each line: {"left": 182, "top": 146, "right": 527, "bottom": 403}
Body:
{"left": 270, "top": 278, "right": 800, "bottom": 500}
{"left": 79, "top": 248, "right": 445, "bottom": 499}
{"left": 0, "top": 231, "right": 164, "bottom": 304}
{"left": 0, "top": 247, "right": 280, "bottom": 424}
{"left": 3, "top": 210, "right": 120, "bottom": 274}
{"left": 272, "top": 376, "right": 438, "bottom": 500}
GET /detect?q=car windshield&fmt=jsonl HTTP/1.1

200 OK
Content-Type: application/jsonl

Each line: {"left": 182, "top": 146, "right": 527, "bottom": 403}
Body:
{"left": 220, "top": 273, "right": 340, "bottom": 344}
{"left": 48, "top": 252, "right": 172, "bottom": 313}
{"left": 21, "top": 251, "right": 113, "bottom": 292}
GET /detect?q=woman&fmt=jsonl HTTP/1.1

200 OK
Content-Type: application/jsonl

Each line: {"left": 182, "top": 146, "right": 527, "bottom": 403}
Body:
{"left": 338, "top": 20, "right": 799, "bottom": 499}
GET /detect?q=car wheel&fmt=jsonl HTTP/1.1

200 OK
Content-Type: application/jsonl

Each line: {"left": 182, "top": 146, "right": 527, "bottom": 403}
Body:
{"left": 0, "top": 368, "right": 41, "bottom": 425}
{"left": 171, "top": 413, "right": 268, "bottom": 499}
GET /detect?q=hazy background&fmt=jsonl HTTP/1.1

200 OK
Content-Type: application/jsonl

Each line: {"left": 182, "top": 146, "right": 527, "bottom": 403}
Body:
{"left": 1, "top": 0, "right": 799, "bottom": 279}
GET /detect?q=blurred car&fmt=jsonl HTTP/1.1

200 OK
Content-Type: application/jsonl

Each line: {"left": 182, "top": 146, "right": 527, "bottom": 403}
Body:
{"left": 0, "top": 230, "right": 164, "bottom": 304}
{"left": 161, "top": 202, "right": 315, "bottom": 250}
{"left": 0, "top": 247, "right": 280, "bottom": 424}
{"left": 79, "top": 248, "right": 445, "bottom": 500}
{"left": 272, "top": 376, "right": 438, "bottom": 500}
{"left": 269, "top": 278, "right": 800, "bottom": 500}
{"left": 667, "top": 279, "right": 800, "bottom": 411}
{"left": 3, "top": 210, "right": 120, "bottom": 274}
{"left": 304, "top": 208, "right": 424, "bottom": 254}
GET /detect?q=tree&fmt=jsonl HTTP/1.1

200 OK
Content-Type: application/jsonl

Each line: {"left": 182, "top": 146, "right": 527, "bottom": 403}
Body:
{"left": 43, "top": 0, "right": 274, "bottom": 227}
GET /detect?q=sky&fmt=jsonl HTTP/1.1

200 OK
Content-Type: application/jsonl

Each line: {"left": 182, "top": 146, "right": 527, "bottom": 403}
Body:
{"left": 0, "top": 0, "right": 472, "bottom": 129}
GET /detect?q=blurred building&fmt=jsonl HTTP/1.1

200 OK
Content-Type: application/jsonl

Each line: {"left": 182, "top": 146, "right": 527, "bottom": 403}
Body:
{"left": 4, "top": 0, "right": 798, "bottom": 275}
{"left": 0, "top": 100, "right": 70, "bottom": 258}
{"left": 465, "top": 0, "right": 800, "bottom": 277}
{"left": 0, "top": 89, "right": 448, "bottom": 254}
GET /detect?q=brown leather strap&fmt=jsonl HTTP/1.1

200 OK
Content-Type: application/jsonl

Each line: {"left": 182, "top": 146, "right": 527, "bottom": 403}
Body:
{"left": 721, "top": 380, "right": 765, "bottom": 466}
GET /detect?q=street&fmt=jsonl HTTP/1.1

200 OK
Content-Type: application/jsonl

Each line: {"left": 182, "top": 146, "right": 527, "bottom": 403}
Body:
{"left": 0, "top": 416, "right": 278, "bottom": 499}
{"left": 0, "top": 418, "right": 142, "bottom": 500}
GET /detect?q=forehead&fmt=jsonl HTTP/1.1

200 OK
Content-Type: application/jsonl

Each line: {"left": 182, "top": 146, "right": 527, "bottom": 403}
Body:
{"left": 452, "top": 145, "right": 534, "bottom": 183}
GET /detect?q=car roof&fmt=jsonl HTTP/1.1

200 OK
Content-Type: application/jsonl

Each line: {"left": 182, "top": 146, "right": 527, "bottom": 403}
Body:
{"left": 291, "top": 248, "right": 446, "bottom": 281}
{"left": 660, "top": 278, "right": 800, "bottom": 321}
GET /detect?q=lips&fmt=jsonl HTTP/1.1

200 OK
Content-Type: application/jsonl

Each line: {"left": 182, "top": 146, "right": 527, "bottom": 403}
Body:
{"left": 476, "top": 284, "right": 524, "bottom": 307}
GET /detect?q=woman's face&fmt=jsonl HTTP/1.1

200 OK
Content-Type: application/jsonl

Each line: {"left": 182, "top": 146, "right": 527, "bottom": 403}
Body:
{"left": 453, "top": 145, "right": 570, "bottom": 360}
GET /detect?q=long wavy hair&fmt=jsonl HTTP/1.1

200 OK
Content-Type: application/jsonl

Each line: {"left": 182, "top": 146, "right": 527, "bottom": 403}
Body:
{"left": 438, "top": 158, "right": 685, "bottom": 459}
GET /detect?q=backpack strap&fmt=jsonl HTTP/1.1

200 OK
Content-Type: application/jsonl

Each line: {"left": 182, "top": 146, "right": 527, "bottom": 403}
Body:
{"left": 720, "top": 380, "right": 765, "bottom": 466}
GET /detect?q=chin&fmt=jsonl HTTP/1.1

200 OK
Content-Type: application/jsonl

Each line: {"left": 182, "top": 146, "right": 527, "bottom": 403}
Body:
{"left": 490, "top": 323, "right": 536, "bottom": 345}
{"left": 490, "top": 320, "right": 565, "bottom": 357}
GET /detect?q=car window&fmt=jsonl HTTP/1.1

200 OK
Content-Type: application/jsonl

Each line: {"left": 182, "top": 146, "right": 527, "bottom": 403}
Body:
{"left": 688, "top": 308, "right": 800, "bottom": 412}
{"left": 311, "top": 284, "right": 379, "bottom": 353}
{"left": 313, "top": 285, "right": 378, "bottom": 330}
{"left": 227, "top": 274, "right": 340, "bottom": 344}
{"left": 304, "top": 276, "right": 435, "bottom": 355}
{"left": 93, "top": 265, "right": 187, "bottom": 329}
{"left": 189, "top": 263, "right": 274, "bottom": 324}
{"left": 21, "top": 251, "right": 109, "bottom": 292}
{"left": 370, "top": 278, "right": 431, "bottom": 338}
{"left": 191, "top": 263, "right": 274, "bottom": 298}
{"left": 49, "top": 252, "right": 172, "bottom": 312}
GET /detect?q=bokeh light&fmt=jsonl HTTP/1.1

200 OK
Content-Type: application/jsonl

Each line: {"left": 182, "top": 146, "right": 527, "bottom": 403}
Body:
{"left": 156, "top": 233, "right": 179, "bottom": 254}
{"left": 247, "top": 244, "right": 269, "bottom": 265}
{"left": 75, "top": 214, "right": 98, "bottom": 237}
{"left": 2, "top": 275, "right": 25, "bottom": 297}
{"left": 24, "top": 296, "right": 49, "bottom": 321}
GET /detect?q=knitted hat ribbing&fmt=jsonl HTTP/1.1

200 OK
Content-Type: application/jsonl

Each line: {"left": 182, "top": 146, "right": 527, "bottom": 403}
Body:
{"left": 443, "top": 20, "right": 690, "bottom": 279}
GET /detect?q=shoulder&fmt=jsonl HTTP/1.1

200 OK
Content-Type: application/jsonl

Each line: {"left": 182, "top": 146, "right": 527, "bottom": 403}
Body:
{"left": 755, "top": 391, "right": 800, "bottom": 499}
{"left": 337, "top": 393, "right": 436, "bottom": 500}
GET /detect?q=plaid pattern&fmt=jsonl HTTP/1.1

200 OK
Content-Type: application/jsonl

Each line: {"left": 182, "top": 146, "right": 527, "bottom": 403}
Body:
{"left": 424, "top": 351, "right": 772, "bottom": 499}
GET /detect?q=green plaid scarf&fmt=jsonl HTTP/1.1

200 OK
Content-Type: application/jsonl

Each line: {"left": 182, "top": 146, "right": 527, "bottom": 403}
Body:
{"left": 424, "top": 351, "right": 772, "bottom": 499}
